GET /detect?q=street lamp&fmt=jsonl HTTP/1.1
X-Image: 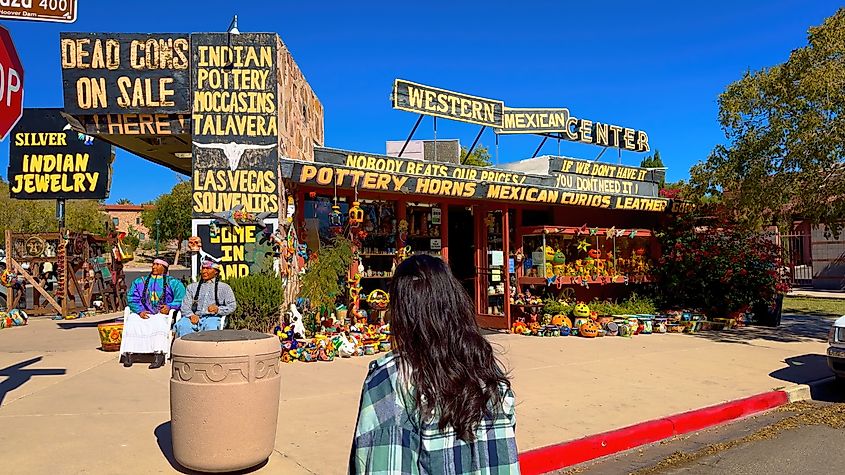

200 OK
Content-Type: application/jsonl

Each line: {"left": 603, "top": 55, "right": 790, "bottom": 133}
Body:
{"left": 155, "top": 219, "right": 161, "bottom": 257}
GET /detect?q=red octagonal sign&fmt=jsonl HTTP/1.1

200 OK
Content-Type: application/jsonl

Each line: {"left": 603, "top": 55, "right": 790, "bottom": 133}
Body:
{"left": 0, "top": 26, "right": 23, "bottom": 141}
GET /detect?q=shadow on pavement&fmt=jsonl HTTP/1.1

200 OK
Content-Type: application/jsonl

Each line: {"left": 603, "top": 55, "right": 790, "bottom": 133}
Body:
{"left": 0, "top": 356, "right": 66, "bottom": 406}
{"left": 685, "top": 313, "right": 836, "bottom": 345}
{"left": 155, "top": 421, "right": 269, "bottom": 474}
{"left": 769, "top": 354, "right": 832, "bottom": 384}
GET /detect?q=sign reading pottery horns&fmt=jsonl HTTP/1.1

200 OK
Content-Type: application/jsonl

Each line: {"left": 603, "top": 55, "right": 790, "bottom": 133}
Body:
{"left": 7, "top": 108, "right": 112, "bottom": 199}
{"left": 190, "top": 33, "right": 279, "bottom": 217}
{"left": 282, "top": 148, "right": 673, "bottom": 213}
{"left": 391, "top": 79, "right": 650, "bottom": 152}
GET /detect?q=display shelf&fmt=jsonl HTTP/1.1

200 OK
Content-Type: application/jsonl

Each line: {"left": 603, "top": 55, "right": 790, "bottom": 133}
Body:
{"left": 359, "top": 253, "right": 396, "bottom": 256}
{"left": 518, "top": 276, "right": 653, "bottom": 286}
{"left": 510, "top": 304, "right": 543, "bottom": 308}
{"left": 360, "top": 276, "right": 393, "bottom": 279}
{"left": 520, "top": 226, "right": 653, "bottom": 237}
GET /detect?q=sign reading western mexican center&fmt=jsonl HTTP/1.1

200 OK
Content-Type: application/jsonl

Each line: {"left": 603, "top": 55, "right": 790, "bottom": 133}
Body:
{"left": 393, "top": 79, "right": 504, "bottom": 127}
{"left": 190, "top": 33, "right": 279, "bottom": 217}
{"left": 391, "top": 79, "right": 650, "bottom": 152}
{"left": 8, "top": 108, "right": 112, "bottom": 199}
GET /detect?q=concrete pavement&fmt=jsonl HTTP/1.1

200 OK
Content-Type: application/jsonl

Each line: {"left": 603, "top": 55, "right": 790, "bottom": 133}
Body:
{"left": 0, "top": 312, "right": 837, "bottom": 474}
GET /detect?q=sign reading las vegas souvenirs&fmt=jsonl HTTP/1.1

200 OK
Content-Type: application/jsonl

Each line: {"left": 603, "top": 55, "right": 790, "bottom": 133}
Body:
{"left": 392, "top": 79, "right": 650, "bottom": 152}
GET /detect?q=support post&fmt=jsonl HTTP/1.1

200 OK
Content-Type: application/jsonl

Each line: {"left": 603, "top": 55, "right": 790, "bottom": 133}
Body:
{"left": 463, "top": 126, "right": 487, "bottom": 164}
{"left": 397, "top": 115, "right": 423, "bottom": 158}
{"left": 531, "top": 136, "right": 549, "bottom": 158}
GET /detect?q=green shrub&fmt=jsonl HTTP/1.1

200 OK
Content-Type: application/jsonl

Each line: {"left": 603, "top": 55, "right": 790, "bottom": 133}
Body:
{"left": 226, "top": 272, "right": 283, "bottom": 333}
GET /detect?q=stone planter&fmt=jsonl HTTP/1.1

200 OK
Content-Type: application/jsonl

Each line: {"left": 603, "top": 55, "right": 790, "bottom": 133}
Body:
{"left": 170, "top": 330, "right": 281, "bottom": 472}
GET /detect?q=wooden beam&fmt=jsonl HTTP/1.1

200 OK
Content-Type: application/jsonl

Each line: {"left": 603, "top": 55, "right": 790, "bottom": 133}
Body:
{"left": 9, "top": 257, "right": 62, "bottom": 313}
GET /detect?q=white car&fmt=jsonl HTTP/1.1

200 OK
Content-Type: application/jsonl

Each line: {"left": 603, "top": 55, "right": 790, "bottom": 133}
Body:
{"left": 828, "top": 315, "right": 845, "bottom": 383}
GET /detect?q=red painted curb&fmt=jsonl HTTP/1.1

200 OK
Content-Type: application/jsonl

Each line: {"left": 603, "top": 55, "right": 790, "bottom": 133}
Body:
{"left": 518, "top": 390, "right": 789, "bottom": 475}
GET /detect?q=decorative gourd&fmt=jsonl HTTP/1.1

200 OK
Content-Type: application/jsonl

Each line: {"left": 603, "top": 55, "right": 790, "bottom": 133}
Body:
{"left": 588, "top": 248, "right": 602, "bottom": 259}
{"left": 551, "top": 314, "right": 572, "bottom": 328}
{"left": 572, "top": 302, "right": 590, "bottom": 318}
{"left": 349, "top": 201, "right": 364, "bottom": 226}
{"left": 553, "top": 250, "right": 567, "bottom": 264}
{"left": 579, "top": 321, "right": 600, "bottom": 338}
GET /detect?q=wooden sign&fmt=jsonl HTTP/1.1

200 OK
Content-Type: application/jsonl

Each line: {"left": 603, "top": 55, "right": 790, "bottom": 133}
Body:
{"left": 7, "top": 108, "right": 112, "bottom": 200}
{"left": 392, "top": 79, "right": 504, "bottom": 127}
{"left": 77, "top": 113, "right": 190, "bottom": 136}
{"left": 316, "top": 147, "right": 661, "bottom": 197}
{"left": 497, "top": 108, "right": 651, "bottom": 152}
{"left": 60, "top": 33, "right": 190, "bottom": 115}
{"left": 190, "top": 33, "right": 279, "bottom": 217}
{"left": 282, "top": 157, "right": 672, "bottom": 213}
{"left": 195, "top": 221, "right": 277, "bottom": 280}
{"left": 0, "top": 0, "right": 77, "bottom": 23}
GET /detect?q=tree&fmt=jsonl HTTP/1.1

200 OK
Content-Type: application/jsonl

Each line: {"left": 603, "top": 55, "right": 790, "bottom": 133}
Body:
{"left": 141, "top": 180, "right": 191, "bottom": 265}
{"left": 116, "top": 198, "right": 132, "bottom": 205}
{"left": 461, "top": 145, "right": 492, "bottom": 167}
{"left": 0, "top": 179, "right": 106, "bottom": 244}
{"left": 690, "top": 9, "right": 845, "bottom": 234}
{"left": 640, "top": 150, "right": 665, "bottom": 169}
{"left": 641, "top": 150, "right": 666, "bottom": 188}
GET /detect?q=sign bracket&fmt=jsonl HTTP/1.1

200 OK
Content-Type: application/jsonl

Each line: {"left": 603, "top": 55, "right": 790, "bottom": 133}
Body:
{"left": 462, "top": 126, "right": 487, "bottom": 164}
{"left": 397, "top": 114, "right": 424, "bottom": 158}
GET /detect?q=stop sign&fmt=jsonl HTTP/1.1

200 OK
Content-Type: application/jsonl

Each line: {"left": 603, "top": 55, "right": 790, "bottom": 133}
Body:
{"left": 0, "top": 26, "right": 23, "bottom": 141}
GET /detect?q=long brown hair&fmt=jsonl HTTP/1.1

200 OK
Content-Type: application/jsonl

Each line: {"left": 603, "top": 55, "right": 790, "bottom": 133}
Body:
{"left": 388, "top": 255, "right": 511, "bottom": 442}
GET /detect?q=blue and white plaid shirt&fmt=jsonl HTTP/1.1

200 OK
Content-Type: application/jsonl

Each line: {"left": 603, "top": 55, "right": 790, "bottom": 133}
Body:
{"left": 349, "top": 352, "right": 520, "bottom": 474}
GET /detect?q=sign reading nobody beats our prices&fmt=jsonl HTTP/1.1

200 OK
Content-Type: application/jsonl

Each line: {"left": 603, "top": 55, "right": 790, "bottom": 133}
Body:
{"left": 7, "top": 108, "right": 112, "bottom": 199}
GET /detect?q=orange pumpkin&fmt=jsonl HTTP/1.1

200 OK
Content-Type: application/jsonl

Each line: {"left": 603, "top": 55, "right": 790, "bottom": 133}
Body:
{"left": 579, "top": 321, "right": 600, "bottom": 338}
{"left": 634, "top": 247, "right": 647, "bottom": 256}
{"left": 588, "top": 248, "right": 602, "bottom": 259}
{"left": 551, "top": 314, "right": 572, "bottom": 328}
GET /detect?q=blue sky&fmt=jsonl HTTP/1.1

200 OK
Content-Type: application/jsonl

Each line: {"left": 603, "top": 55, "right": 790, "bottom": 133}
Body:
{"left": 0, "top": 0, "right": 840, "bottom": 203}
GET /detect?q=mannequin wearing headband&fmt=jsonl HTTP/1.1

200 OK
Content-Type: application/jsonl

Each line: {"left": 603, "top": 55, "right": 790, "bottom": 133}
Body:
{"left": 119, "top": 259, "right": 186, "bottom": 369}
{"left": 176, "top": 260, "right": 237, "bottom": 338}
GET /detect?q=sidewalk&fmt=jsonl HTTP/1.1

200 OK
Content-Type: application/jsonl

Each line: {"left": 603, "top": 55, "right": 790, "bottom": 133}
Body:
{"left": 788, "top": 289, "right": 845, "bottom": 299}
{"left": 0, "top": 313, "right": 836, "bottom": 474}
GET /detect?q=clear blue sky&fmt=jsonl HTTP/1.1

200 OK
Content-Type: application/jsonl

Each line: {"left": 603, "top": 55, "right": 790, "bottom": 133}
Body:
{"left": 0, "top": 0, "right": 840, "bottom": 204}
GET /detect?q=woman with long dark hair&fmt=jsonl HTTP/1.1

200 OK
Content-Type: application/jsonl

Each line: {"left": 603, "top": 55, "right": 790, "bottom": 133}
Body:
{"left": 350, "top": 255, "right": 519, "bottom": 474}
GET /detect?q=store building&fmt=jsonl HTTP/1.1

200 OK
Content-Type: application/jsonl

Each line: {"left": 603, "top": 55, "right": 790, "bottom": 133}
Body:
{"left": 58, "top": 30, "right": 690, "bottom": 328}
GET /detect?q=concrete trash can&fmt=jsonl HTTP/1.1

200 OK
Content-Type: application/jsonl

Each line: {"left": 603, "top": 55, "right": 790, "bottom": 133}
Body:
{"left": 170, "top": 330, "right": 281, "bottom": 472}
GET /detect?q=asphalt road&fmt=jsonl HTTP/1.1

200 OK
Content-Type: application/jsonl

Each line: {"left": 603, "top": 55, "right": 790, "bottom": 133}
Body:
{"left": 565, "top": 379, "right": 845, "bottom": 475}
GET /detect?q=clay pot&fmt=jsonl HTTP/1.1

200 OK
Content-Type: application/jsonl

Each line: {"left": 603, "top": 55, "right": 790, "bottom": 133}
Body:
{"left": 170, "top": 330, "right": 281, "bottom": 472}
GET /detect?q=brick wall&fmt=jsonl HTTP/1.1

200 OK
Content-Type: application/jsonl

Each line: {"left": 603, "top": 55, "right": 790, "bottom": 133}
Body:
{"left": 101, "top": 205, "right": 151, "bottom": 239}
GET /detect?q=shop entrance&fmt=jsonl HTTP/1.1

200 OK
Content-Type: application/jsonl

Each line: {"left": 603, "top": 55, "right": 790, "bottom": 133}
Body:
{"left": 448, "top": 206, "right": 476, "bottom": 302}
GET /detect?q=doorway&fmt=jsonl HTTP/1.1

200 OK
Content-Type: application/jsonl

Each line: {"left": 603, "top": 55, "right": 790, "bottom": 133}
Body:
{"left": 448, "top": 206, "right": 476, "bottom": 302}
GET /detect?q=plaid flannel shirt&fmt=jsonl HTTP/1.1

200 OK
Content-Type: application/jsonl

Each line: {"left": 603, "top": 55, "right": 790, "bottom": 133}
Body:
{"left": 349, "top": 352, "right": 520, "bottom": 475}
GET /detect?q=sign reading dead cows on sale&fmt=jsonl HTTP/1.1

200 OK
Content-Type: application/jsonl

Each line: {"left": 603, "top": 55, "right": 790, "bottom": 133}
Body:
{"left": 7, "top": 108, "right": 112, "bottom": 199}
{"left": 59, "top": 33, "right": 190, "bottom": 115}
{"left": 190, "top": 33, "right": 279, "bottom": 217}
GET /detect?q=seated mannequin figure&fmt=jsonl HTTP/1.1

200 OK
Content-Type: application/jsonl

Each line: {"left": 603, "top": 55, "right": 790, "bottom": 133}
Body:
{"left": 176, "top": 260, "right": 237, "bottom": 338}
{"left": 120, "top": 259, "right": 186, "bottom": 369}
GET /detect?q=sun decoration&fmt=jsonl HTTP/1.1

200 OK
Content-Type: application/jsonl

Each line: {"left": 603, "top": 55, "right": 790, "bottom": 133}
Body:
{"left": 576, "top": 239, "right": 591, "bottom": 252}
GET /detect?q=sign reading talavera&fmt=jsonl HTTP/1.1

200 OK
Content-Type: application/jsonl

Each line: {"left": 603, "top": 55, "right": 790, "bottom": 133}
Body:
{"left": 8, "top": 108, "right": 112, "bottom": 199}
{"left": 190, "top": 33, "right": 279, "bottom": 217}
{"left": 391, "top": 79, "right": 650, "bottom": 152}
{"left": 60, "top": 33, "right": 190, "bottom": 115}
